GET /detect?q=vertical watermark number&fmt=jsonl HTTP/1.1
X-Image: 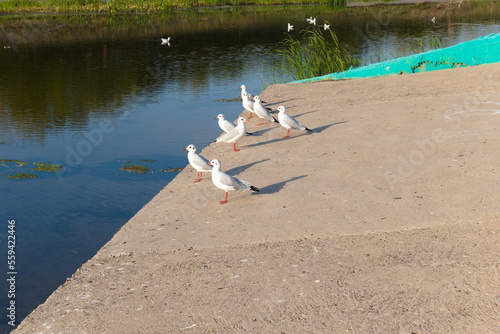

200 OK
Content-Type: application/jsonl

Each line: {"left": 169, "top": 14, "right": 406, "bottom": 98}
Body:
{"left": 6, "top": 219, "right": 16, "bottom": 327}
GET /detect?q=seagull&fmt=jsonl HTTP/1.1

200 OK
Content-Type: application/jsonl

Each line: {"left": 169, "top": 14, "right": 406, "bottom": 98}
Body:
{"left": 161, "top": 37, "right": 170, "bottom": 46}
{"left": 208, "top": 159, "right": 259, "bottom": 204}
{"left": 213, "top": 117, "right": 248, "bottom": 152}
{"left": 324, "top": 23, "right": 330, "bottom": 31}
{"left": 253, "top": 96, "right": 278, "bottom": 125}
{"left": 287, "top": 23, "right": 293, "bottom": 32}
{"left": 277, "top": 106, "right": 312, "bottom": 138}
{"left": 215, "top": 114, "right": 236, "bottom": 133}
{"left": 240, "top": 84, "right": 254, "bottom": 100}
{"left": 183, "top": 144, "right": 212, "bottom": 183}
{"left": 241, "top": 92, "right": 255, "bottom": 118}
{"left": 307, "top": 17, "right": 316, "bottom": 25}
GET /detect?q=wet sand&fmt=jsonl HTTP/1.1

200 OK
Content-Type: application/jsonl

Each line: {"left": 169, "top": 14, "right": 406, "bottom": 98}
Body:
{"left": 13, "top": 63, "right": 500, "bottom": 333}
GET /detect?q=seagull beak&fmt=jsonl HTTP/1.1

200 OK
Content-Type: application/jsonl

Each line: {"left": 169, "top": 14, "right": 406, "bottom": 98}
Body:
{"left": 214, "top": 117, "right": 218, "bottom": 119}
{"left": 207, "top": 162, "right": 213, "bottom": 166}
{"left": 183, "top": 149, "right": 188, "bottom": 151}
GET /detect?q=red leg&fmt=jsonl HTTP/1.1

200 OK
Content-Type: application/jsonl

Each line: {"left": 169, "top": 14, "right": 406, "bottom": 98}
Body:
{"left": 283, "top": 129, "right": 290, "bottom": 138}
{"left": 220, "top": 192, "right": 228, "bottom": 204}
{"left": 248, "top": 112, "right": 253, "bottom": 119}
{"left": 257, "top": 118, "right": 264, "bottom": 126}
{"left": 194, "top": 172, "right": 202, "bottom": 183}
{"left": 233, "top": 143, "right": 240, "bottom": 152}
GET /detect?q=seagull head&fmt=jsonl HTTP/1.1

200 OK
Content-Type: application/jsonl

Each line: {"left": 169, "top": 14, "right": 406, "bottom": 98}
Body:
{"left": 183, "top": 144, "right": 196, "bottom": 152}
{"left": 237, "top": 117, "right": 248, "bottom": 124}
{"left": 277, "top": 106, "right": 286, "bottom": 114}
{"left": 215, "top": 114, "right": 224, "bottom": 120}
{"left": 254, "top": 95, "right": 260, "bottom": 102}
{"left": 208, "top": 159, "right": 221, "bottom": 168}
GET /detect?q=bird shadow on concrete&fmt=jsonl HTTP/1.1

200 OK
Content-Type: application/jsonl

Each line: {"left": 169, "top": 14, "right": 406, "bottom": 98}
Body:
{"left": 313, "top": 120, "right": 348, "bottom": 133}
{"left": 226, "top": 158, "right": 270, "bottom": 175}
{"left": 247, "top": 126, "right": 276, "bottom": 137}
{"left": 263, "top": 98, "right": 297, "bottom": 108}
{"left": 257, "top": 175, "right": 308, "bottom": 195}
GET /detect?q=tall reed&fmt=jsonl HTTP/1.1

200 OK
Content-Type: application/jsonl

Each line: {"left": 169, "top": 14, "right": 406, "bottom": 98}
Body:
{"left": 272, "top": 24, "right": 361, "bottom": 82}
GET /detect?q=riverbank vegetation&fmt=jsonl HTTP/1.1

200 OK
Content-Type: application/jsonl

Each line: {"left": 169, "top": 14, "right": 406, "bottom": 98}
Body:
{"left": 0, "top": 0, "right": 347, "bottom": 13}
{"left": 272, "top": 24, "right": 361, "bottom": 81}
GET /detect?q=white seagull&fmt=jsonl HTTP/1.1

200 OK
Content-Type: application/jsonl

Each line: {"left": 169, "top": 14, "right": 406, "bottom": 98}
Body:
{"left": 253, "top": 96, "right": 278, "bottom": 125}
{"left": 215, "top": 114, "right": 236, "bottom": 133}
{"left": 183, "top": 144, "right": 212, "bottom": 183}
{"left": 241, "top": 92, "right": 255, "bottom": 118}
{"left": 208, "top": 159, "right": 259, "bottom": 204}
{"left": 307, "top": 17, "right": 316, "bottom": 25}
{"left": 213, "top": 117, "right": 248, "bottom": 152}
{"left": 277, "top": 105, "right": 312, "bottom": 138}
{"left": 160, "top": 37, "right": 171, "bottom": 46}
{"left": 240, "top": 84, "right": 254, "bottom": 100}
{"left": 287, "top": 23, "right": 293, "bottom": 32}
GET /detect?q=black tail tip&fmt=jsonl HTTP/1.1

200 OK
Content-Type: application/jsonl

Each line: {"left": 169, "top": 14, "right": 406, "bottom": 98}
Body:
{"left": 306, "top": 128, "right": 312, "bottom": 132}
{"left": 246, "top": 132, "right": 253, "bottom": 135}
{"left": 251, "top": 186, "right": 260, "bottom": 192}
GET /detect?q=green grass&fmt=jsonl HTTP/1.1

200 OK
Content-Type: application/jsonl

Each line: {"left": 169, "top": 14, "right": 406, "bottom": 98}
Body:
{"left": 0, "top": 0, "right": 347, "bottom": 13}
{"left": 272, "top": 23, "right": 361, "bottom": 82}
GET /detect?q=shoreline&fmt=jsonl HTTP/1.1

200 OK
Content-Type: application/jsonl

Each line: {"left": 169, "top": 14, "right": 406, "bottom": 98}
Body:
{"left": 13, "top": 63, "right": 500, "bottom": 333}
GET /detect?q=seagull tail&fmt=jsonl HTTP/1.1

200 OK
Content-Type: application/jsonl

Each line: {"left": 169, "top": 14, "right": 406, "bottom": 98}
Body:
{"left": 250, "top": 185, "right": 260, "bottom": 192}
{"left": 272, "top": 116, "right": 279, "bottom": 123}
{"left": 246, "top": 132, "right": 253, "bottom": 135}
{"left": 305, "top": 127, "right": 312, "bottom": 132}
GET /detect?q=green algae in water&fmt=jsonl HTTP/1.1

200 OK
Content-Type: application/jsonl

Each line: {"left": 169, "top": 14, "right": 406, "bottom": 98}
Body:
{"left": 159, "top": 167, "right": 184, "bottom": 172}
{"left": 121, "top": 164, "right": 151, "bottom": 174}
{"left": 31, "top": 162, "right": 63, "bottom": 172}
{"left": 7, "top": 173, "right": 38, "bottom": 179}
{"left": 216, "top": 97, "right": 242, "bottom": 102}
{"left": 0, "top": 159, "right": 29, "bottom": 166}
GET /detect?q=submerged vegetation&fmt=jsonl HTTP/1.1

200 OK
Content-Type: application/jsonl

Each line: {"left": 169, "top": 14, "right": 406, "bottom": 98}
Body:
{"left": 0, "top": 0, "right": 347, "bottom": 13}
{"left": 120, "top": 163, "right": 152, "bottom": 174}
{"left": 7, "top": 172, "right": 38, "bottom": 179}
{"left": 31, "top": 162, "right": 63, "bottom": 172}
{"left": 271, "top": 24, "right": 361, "bottom": 82}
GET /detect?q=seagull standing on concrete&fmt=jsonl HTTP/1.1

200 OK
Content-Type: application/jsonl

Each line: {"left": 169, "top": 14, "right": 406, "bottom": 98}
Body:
{"left": 241, "top": 92, "right": 255, "bottom": 118}
{"left": 215, "top": 114, "right": 236, "bottom": 133}
{"left": 208, "top": 159, "right": 259, "bottom": 204}
{"left": 214, "top": 117, "right": 248, "bottom": 152}
{"left": 183, "top": 144, "right": 212, "bottom": 182}
{"left": 253, "top": 96, "right": 278, "bottom": 125}
{"left": 240, "top": 84, "right": 254, "bottom": 100}
{"left": 277, "top": 106, "right": 312, "bottom": 138}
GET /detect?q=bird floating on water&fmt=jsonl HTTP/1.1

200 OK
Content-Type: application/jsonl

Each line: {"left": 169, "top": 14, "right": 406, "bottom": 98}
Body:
{"left": 208, "top": 159, "right": 259, "bottom": 204}
{"left": 183, "top": 144, "right": 211, "bottom": 183}
{"left": 213, "top": 117, "right": 248, "bottom": 152}
{"left": 161, "top": 37, "right": 171, "bottom": 46}
{"left": 431, "top": 17, "right": 436, "bottom": 24}
{"left": 277, "top": 106, "right": 312, "bottom": 138}
{"left": 287, "top": 23, "right": 293, "bottom": 32}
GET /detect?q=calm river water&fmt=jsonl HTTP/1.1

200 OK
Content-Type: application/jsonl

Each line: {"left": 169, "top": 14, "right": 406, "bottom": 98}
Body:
{"left": 0, "top": 2, "right": 498, "bottom": 331}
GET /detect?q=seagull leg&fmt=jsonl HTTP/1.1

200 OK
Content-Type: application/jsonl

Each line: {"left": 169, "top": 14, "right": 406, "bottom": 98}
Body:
{"left": 284, "top": 129, "right": 291, "bottom": 138}
{"left": 233, "top": 143, "right": 240, "bottom": 152}
{"left": 257, "top": 118, "right": 264, "bottom": 126}
{"left": 248, "top": 112, "right": 253, "bottom": 119}
{"left": 220, "top": 192, "right": 228, "bottom": 204}
{"left": 194, "top": 172, "right": 202, "bottom": 183}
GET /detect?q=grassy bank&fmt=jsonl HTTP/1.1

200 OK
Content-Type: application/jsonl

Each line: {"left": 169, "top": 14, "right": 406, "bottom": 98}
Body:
{"left": 0, "top": 0, "right": 347, "bottom": 13}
